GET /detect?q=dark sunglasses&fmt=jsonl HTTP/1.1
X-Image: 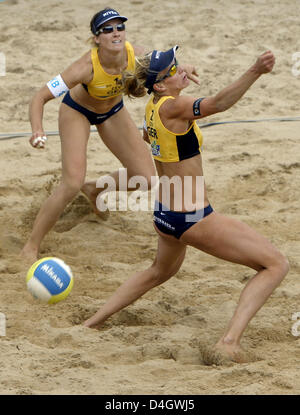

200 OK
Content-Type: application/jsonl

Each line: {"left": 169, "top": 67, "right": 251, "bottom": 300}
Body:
{"left": 155, "top": 58, "right": 178, "bottom": 83}
{"left": 98, "top": 23, "right": 126, "bottom": 34}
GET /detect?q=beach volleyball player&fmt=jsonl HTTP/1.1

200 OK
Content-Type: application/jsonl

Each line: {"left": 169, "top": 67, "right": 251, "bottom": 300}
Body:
{"left": 83, "top": 47, "right": 289, "bottom": 362}
{"left": 21, "top": 7, "right": 199, "bottom": 262}
{"left": 21, "top": 7, "right": 155, "bottom": 262}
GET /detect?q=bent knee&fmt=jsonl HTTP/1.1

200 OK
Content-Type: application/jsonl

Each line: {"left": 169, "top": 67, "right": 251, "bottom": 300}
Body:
{"left": 127, "top": 165, "right": 156, "bottom": 190}
{"left": 130, "top": 173, "right": 156, "bottom": 191}
{"left": 148, "top": 263, "right": 179, "bottom": 286}
{"left": 61, "top": 177, "right": 85, "bottom": 198}
{"left": 275, "top": 253, "right": 290, "bottom": 277}
{"left": 266, "top": 251, "right": 290, "bottom": 283}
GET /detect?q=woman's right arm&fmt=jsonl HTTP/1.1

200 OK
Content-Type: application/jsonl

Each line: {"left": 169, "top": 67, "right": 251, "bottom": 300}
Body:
{"left": 29, "top": 52, "right": 93, "bottom": 148}
{"left": 29, "top": 85, "right": 55, "bottom": 148}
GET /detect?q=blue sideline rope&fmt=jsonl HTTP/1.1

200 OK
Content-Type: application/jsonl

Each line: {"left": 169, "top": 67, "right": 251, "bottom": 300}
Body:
{"left": 1, "top": 116, "right": 300, "bottom": 141}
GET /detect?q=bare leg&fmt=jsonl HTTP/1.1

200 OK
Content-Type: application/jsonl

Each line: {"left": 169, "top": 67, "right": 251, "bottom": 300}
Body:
{"left": 83, "top": 232, "right": 186, "bottom": 328}
{"left": 81, "top": 106, "right": 156, "bottom": 214}
{"left": 81, "top": 169, "right": 142, "bottom": 216}
{"left": 181, "top": 211, "right": 289, "bottom": 362}
{"left": 20, "top": 104, "right": 90, "bottom": 262}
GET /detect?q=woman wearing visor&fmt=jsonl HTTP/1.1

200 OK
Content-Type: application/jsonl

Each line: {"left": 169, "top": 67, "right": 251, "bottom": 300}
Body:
{"left": 83, "top": 46, "right": 289, "bottom": 362}
{"left": 21, "top": 8, "right": 200, "bottom": 262}
{"left": 20, "top": 7, "right": 156, "bottom": 262}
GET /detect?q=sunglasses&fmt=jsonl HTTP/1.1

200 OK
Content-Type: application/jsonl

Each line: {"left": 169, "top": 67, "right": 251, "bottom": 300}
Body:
{"left": 155, "top": 58, "right": 178, "bottom": 83}
{"left": 98, "top": 23, "right": 126, "bottom": 34}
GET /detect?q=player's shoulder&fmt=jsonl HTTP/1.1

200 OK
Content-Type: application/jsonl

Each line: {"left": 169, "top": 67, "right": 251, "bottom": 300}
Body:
{"left": 161, "top": 95, "right": 193, "bottom": 118}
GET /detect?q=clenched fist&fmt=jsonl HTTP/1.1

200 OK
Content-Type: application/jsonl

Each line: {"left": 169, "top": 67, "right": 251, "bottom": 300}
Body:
{"left": 253, "top": 51, "right": 275, "bottom": 74}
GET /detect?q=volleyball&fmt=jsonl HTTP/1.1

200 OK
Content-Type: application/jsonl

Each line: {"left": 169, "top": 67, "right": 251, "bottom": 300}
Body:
{"left": 26, "top": 257, "right": 74, "bottom": 304}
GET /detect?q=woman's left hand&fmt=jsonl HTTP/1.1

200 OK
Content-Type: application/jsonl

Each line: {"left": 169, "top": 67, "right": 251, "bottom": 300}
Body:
{"left": 181, "top": 63, "right": 200, "bottom": 85}
{"left": 253, "top": 51, "right": 275, "bottom": 74}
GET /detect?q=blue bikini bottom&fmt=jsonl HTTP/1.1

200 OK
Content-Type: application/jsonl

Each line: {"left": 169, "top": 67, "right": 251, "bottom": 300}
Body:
{"left": 153, "top": 201, "right": 214, "bottom": 239}
{"left": 62, "top": 92, "right": 124, "bottom": 125}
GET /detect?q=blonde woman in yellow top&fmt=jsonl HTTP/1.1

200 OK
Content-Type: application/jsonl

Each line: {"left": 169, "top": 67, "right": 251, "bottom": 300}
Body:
{"left": 83, "top": 46, "right": 289, "bottom": 362}
{"left": 20, "top": 7, "right": 156, "bottom": 262}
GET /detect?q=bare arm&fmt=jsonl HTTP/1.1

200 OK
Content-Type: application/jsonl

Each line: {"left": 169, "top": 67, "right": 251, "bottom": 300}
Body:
{"left": 164, "top": 51, "right": 275, "bottom": 121}
{"left": 206, "top": 51, "right": 275, "bottom": 114}
{"left": 29, "top": 86, "right": 55, "bottom": 146}
{"left": 29, "top": 52, "right": 93, "bottom": 148}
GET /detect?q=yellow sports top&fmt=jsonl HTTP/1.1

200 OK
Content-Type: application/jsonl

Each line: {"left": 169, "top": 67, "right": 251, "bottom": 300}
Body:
{"left": 82, "top": 41, "right": 135, "bottom": 100}
{"left": 145, "top": 96, "right": 203, "bottom": 162}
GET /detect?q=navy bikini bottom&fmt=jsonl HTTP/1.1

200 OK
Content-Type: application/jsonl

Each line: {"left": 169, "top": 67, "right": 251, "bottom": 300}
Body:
{"left": 62, "top": 91, "right": 124, "bottom": 125}
{"left": 153, "top": 201, "right": 214, "bottom": 239}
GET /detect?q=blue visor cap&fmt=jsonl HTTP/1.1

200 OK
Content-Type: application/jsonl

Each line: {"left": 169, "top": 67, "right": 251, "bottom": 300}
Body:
{"left": 145, "top": 45, "right": 179, "bottom": 94}
{"left": 92, "top": 8, "right": 128, "bottom": 35}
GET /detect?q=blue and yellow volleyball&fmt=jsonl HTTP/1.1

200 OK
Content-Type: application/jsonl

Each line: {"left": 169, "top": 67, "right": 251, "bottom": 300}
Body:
{"left": 26, "top": 257, "right": 74, "bottom": 304}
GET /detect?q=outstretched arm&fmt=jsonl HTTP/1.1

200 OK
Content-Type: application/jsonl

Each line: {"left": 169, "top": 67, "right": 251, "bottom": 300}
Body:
{"left": 165, "top": 51, "right": 275, "bottom": 121}
{"left": 206, "top": 50, "right": 275, "bottom": 114}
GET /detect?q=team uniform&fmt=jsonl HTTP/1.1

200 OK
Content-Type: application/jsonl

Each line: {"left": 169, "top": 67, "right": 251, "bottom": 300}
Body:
{"left": 144, "top": 96, "right": 213, "bottom": 238}
{"left": 81, "top": 41, "right": 135, "bottom": 99}
{"left": 145, "top": 96, "right": 203, "bottom": 162}
{"left": 50, "top": 41, "right": 135, "bottom": 125}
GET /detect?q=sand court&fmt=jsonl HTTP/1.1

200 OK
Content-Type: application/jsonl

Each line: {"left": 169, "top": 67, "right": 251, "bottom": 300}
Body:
{"left": 0, "top": 0, "right": 300, "bottom": 394}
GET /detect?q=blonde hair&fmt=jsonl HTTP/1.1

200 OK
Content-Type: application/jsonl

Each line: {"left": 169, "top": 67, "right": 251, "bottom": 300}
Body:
{"left": 86, "top": 36, "right": 97, "bottom": 48}
{"left": 122, "top": 53, "right": 152, "bottom": 98}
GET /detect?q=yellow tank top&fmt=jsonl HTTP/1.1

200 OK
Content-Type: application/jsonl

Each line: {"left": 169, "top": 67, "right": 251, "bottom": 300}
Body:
{"left": 83, "top": 41, "right": 135, "bottom": 100}
{"left": 145, "top": 96, "right": 203, "bottom": 162}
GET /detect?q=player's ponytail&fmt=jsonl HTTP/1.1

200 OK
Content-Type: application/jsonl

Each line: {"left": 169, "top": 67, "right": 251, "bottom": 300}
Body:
{"left": 122, "top": 54, "right": 151, "bottom": 98}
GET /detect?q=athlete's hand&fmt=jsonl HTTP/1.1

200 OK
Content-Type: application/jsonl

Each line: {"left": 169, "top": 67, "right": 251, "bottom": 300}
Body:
{"left": 181, "top": 63, "right": 200, "bottom": 85}
{"left": 30, "top": 132, "right": 48, "bottom": 149}
{"left": 253, "top": 51, "right": 275, "bottom": 74}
